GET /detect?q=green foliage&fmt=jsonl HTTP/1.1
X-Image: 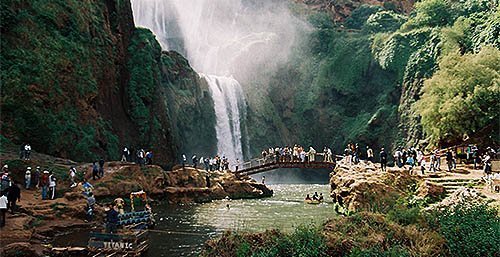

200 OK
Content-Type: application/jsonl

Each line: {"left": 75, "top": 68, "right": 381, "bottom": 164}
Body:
{"left": 0, "top": 0, "right": 120, "bottom": 161}
{"left": 348, "top": 246, "right": 410, "bottom": 257}
{"left": 345, "top": 5, "right": 384, "bottom": 29}
{"left": 415, "top": 46, "right": 500, "bottom": 146}
{"left": 126, "top": 28, "right": 162, "bottom": 141}
{"left": 366, "top": 11, "right": 407, "bottom": 33}
{"left": 236, "top": 225, "right": 328, "bottom": 257}
{"left": 402, "top": 0, "right": 493, "bottom": 31}
{"left": 429, "top": 203, "right": 500, "bottom": 257}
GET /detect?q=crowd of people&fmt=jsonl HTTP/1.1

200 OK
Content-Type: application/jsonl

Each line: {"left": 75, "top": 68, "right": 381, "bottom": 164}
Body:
{"left": 181, "top": 154, "right": 238, "bottom": 172}
{"left": 260, "top": 145, "right": 335, "bottom": 163}
{"left": 121, "top": 147, "right": 153, "bottom": 166}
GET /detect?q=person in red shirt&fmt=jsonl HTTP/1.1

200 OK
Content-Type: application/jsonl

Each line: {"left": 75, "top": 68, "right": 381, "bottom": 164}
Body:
{"left": 40, "top": 171, "right": 49, "bottom": 200}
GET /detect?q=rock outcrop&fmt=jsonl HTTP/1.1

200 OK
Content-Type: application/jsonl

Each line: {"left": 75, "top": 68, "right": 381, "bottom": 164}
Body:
{"left": 162, "top": 167, "right": 273, "bottom": 203}
{"left": 85, "top": 162, "right": 272, "bottom": 203}
{"left": 329, "top": 160, "right": 416, "bottom": 212}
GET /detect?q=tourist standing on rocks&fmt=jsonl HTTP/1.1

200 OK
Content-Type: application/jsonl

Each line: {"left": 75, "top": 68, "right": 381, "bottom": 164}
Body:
{"left": 434, "top": 150, "right": 441, "bottom": 171}
{"left": 146, "top": 151, "right": 153, "bottom": 165}
{"left": 1, "top": 164, "right": 8, "bottom": 174}
{"left": 446, "top": 150, "right": 453, "bottom": 172}
{"left": 483, "top": 152, "right": 492, "bottom": 175}
{"left": 48, "top": 171, "right": 57, "bottom": 200}
{"left": 98, "top": 158, "right": 105, "bottom": 178}
{"left": 1, "top": 170, "right": 12, "bottom": 194}
{"left": 407, "top": 155, "right": 415, "bottom": 175}
{"left": 182, "top": 154, "right": 187, "bottom": 168}
{"left": 380, "top": 148, "right": 387, "bottom": 171}
{"left": 121, "top": 147, "right": 130, "bottom": 162}
{"left": 92, "top": 162, "right": 99, "bottom": 180}
{"left": 7, "top": 182, "right": 20, "bottom": 214}
{"left": 24, "top": 143, "right": 32, "bottom": 160}
{"left": 33, "top": 166, "right": 40, "bottom": 189}
{"left": 0, "top": 192, "right": 7, "bottom": 227}
{"left": 261, "top": 176, "right": 266, "bottom": 184}
{"left": 192, "top": 155, "right": 198, "bottom": 168}
{"left": 204, "top": 157, "right": 210, "bottom": 171}
{"left": 81, "top": 179, "right": 94, "bottom": 196}
{"left": 235, "top": 158, "right": 240, "bottom": 172}
{"left": 86, "top": 192, "right": 95, "bottom": 222}
{"left": 69, "top": 167, "right": 77, "bottom": 188}
{"left": 40, "top": 171, "right": 49, "bottom": 200}
{"left": 24, "top": 167, "right": 31, "bottom": 189}
{"left": 430, "top": 152, "right": 437, "bottom": 172}
{"left": 472, "top": 146, "right": 480, "bottom": 169}
{"left": 366, "top": 146, "right": 374, "bottom": 163}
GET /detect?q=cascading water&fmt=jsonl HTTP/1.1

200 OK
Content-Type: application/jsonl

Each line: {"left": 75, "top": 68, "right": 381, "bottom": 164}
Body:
{"left": 202, "top": 75, "right": 245, "bottom": 163}
{"left": 131, "top": 0, "right": 299, "bottom": 162}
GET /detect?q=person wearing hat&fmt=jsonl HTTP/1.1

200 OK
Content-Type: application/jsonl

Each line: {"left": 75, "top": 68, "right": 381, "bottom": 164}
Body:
{"left": 25, "top": 167, "right": 32, "bottom": 189}
{"left": 33, "top": 167, "right": 41, "bottom": 189}
{"left": 0, "top": 170, "right": 11, "bottom": 194}
{"left": 40, "top": 171, "right": 49, "bottom": 200}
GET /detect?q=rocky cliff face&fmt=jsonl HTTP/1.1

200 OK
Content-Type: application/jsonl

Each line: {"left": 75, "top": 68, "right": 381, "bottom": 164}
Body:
{"left": 0, "top": 0, "right": 215, "bottom": 165}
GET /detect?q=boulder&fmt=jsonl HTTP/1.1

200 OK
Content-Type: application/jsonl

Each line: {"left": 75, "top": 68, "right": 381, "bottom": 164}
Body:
{"left": 330, "top": 161, "right": 416, "bottom": 212}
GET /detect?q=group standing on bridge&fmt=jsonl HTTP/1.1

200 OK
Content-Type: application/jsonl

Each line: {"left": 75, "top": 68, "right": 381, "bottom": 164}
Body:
{"left": 260, "top": 145, "right": 335, "bottom": 164}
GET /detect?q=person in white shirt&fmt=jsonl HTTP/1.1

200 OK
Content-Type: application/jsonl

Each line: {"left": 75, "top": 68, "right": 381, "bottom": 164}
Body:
{"left": 49, "top": 171, "right": 57, "bottom": 200}
{"left": 25, "top": 167, "right": 32, "bottom": 189}
{"left": 69, "top": 167, "right": 77, "bottom": 188}
{"left": 0, "top": 193, "right": 8, "bottom": 227}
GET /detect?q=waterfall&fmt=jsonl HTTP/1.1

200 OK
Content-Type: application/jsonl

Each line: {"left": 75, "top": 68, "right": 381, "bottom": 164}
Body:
{"left": 131, "top": 0, "right": 298, "bottom": 162}
{"left": 202, "top": 75, "right": 245, "bottom": 163}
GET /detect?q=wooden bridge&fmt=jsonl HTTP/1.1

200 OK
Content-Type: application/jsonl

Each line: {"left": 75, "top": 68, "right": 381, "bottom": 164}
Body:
{"left": 235, "top": 153, "right": 344, "bottom": 176}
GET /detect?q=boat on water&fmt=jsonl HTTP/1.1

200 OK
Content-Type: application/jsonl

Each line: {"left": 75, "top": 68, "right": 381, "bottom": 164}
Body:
{"left": 87, "top": 191, "right": 154, "bottom": 256}
{"left": 304, "top": 199, "right": 323, "bottom": 204}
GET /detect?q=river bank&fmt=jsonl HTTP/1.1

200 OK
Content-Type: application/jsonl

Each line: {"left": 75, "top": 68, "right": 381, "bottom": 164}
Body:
{"left": 0, "top": 150, "right": 272, "bottom": 256}
{"left": 202, "top": 161, "right": 500, "bottom": 257}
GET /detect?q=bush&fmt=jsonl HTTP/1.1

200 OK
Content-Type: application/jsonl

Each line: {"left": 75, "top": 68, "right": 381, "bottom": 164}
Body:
{"left": 430, "top": 203, "right": 500, "bottom": 257}
{"left": 348, "top": 246, "right": 410, "bottom": 257}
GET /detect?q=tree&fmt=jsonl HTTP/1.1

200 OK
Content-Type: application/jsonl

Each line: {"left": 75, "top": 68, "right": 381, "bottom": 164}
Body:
{"left": 415, "top": 46, "right": 500, "bottom": 146}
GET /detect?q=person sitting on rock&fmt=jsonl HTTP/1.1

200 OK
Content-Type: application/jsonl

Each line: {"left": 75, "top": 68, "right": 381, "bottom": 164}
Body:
{"left": 319, "top": 193, "right": 324, "bottom": 202}
{"left": 305, "top": 194, "right": 311, "bottom": 201}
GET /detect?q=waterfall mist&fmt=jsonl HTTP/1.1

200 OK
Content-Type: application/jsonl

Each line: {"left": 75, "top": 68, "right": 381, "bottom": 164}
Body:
{"left": 131, "top": 0, "right": 305, "bottom": 161}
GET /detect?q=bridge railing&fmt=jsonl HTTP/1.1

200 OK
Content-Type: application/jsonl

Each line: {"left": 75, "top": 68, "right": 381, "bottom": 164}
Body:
{"left": 240, "top": 153, "right": 343, "bottom": 172}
